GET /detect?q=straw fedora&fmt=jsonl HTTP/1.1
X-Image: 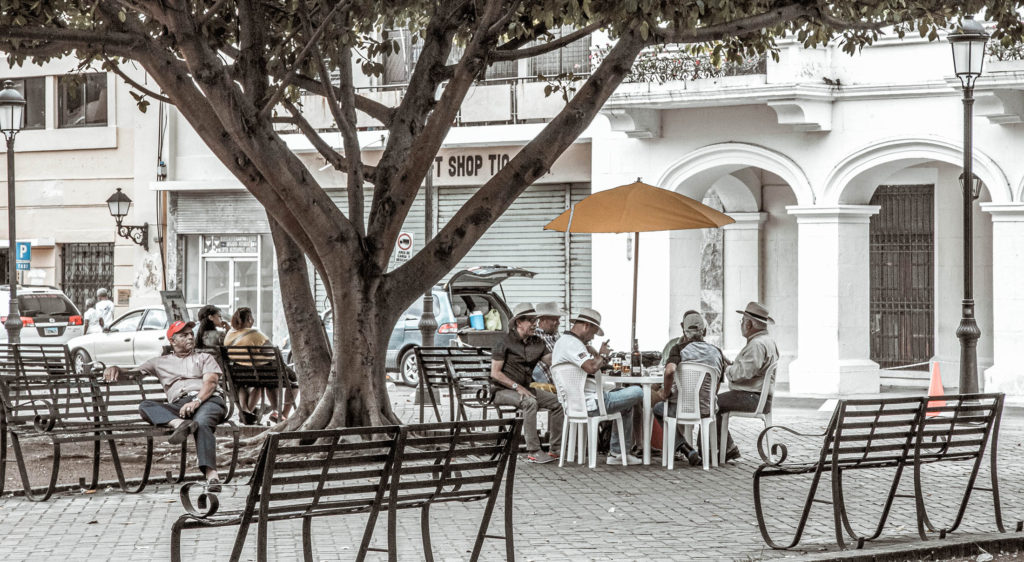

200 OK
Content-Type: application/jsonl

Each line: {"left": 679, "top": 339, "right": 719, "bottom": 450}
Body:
{"left": 511, "top": 303, "right": 537, "bottom": 321}
{"left": 534, "top": 302, "right": 564, "bottom": 318}
{"left": 570, "top": 307, "right": 605, "bottom": 336}
{"left": 736, "top": 301, "right": 774, "bottom": 324}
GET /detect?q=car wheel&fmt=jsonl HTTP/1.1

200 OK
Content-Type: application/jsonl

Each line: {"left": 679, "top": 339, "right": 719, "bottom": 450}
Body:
{"left": 399, "top": 348, "right": 419, "bottom": 387}
{"left": 73, "top": 349, "right": 93, "bottom": 375}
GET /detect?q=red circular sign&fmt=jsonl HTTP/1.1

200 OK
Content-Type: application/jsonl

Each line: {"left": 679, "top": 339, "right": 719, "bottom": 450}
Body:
{"left": 397, "top": 233, "right": 413, "bottom": 251}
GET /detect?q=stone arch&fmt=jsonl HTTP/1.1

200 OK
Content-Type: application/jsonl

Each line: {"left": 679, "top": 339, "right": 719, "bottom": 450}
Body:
{"left": 657, "top": 142, "right": 815, "bottom": 208}
{"left": 823, "top": 136, "right": 1012, "bottom": 205}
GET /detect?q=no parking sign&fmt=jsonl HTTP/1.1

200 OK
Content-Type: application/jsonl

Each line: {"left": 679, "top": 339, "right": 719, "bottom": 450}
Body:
{"left": 395, "top": 232, "right": 414, "bottom": 262}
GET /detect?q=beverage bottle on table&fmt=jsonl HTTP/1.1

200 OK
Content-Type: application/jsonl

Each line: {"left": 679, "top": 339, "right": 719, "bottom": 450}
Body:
{"left": 631, "top": 340, "right": 642, "bottom": 376}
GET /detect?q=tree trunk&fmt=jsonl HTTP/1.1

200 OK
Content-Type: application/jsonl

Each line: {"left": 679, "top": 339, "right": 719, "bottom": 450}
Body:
{"left": 268, "top": 216, "right": 332, "bottom": 431}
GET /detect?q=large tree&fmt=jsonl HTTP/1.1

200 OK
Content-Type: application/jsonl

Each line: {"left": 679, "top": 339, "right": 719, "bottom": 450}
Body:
{"left": 2, "top": 1, "right": 1020, "bottom": 430}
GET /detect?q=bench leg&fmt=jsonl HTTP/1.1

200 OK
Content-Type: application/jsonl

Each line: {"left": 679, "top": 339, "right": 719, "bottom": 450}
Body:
{"left": 10, "top": 433, "right": 61, "bottom": 502}
{"left": 302, "top": 515, "right": 315, "bottom": 562}
{"left": 0, "top": 422, "right": 7, "bottom": 496}
{"left": 104, "top": 436, "right": 156, "bottom": 494}
{"left": 753, "top": 464, "right": 825, "bottom": 549}
{"left": 223, "top": 422, "right": 241, "bottom": 484}
{"left": 420, "top": 504, "right": 435, "bottom": 562}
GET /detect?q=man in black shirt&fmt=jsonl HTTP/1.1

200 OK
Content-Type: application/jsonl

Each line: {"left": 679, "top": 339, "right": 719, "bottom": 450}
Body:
{"left": 490, "top": 303, "right": 563, "bottom": 463}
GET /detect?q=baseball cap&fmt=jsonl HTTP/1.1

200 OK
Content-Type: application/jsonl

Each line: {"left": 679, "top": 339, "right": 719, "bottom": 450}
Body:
{"left": 167, "top": 320, "right": 196, "bottom": 340}
{"left": 682, "top": 311, "right": 706, "bottom": 335}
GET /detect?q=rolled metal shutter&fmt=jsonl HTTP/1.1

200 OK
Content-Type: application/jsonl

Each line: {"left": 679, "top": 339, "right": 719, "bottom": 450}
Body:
{"left": 437, "top": 183, "right": 591, "bottom": 312}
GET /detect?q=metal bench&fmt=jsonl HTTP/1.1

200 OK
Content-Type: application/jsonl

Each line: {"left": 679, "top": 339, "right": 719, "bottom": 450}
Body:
{"left": 171, "top": 418, "right": 521, "bottom": 562}
{"left": 0, "top": 343, "right": 240, "bottom": 501}
{"left": 753, "top": 393, "right": 1008, "bottom": 550}
{"left": 444, "top": 355, "right": 517, "bottom": 422}
{"left": 218, "top": 345, "right": 295, "bottom": 425}
{"left": 412, "top": 346, "right": 490, "bottom": 423}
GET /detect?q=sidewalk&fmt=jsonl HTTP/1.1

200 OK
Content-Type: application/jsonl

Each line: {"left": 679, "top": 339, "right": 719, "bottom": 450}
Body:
{"left": 1, "top": 386, "right": 1022, "bottom": 561}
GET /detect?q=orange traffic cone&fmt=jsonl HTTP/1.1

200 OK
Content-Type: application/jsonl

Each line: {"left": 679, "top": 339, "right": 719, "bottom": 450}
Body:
{"left": 926, "top": 361, "right": 946, "bottom": 417}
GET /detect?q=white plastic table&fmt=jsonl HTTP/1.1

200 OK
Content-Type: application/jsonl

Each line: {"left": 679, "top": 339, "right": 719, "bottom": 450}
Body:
{"left": 602, "top": 373, "right": 663, "bottom": 465}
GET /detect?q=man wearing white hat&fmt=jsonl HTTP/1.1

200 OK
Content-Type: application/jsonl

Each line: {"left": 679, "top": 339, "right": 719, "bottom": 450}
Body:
{"left": 551, "top": 307, "right": 643, "bottom": 465}
{"left": 491, "top": 303, "right": 563, "bottom": 464}
{"left": 717, "top": 301, "right": 780, "bottom": 462}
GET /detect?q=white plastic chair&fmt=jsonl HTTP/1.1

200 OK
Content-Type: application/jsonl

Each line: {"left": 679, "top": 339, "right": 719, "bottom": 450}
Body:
{"left": 719, "top": 358, "right": 777, "bottom": 464}
{"left": 550, "top": 364, "right": 627, "bottom": 468}
{"left": 662, "top": 362, "right": 719, "bottom": 471}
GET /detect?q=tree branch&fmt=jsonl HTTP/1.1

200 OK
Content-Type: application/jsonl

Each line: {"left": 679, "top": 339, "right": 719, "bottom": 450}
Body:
{"left": 491, "top": 21, "right": 603, "bottom": 61}
{"left": 0, "top": 25, "right": 144, "bottom": 52}
{"left": 661, "top": 3, "right": 810, "bottom": 44}
{"left": 258, "top": 0, "right": 350, "bottom": 118}
{"left": 102, "top": 55, "right": 172, "bottom": 103}
{"left": 814, "top": 0, "right": 889, "bottom": 32}
{"left": 290, "top": 73, "right": 395, "bottom": 125}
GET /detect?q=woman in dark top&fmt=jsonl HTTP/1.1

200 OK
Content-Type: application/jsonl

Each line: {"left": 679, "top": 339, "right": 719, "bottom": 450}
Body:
{"left": 195, "top": 305, "right": 227, "bottom": 351}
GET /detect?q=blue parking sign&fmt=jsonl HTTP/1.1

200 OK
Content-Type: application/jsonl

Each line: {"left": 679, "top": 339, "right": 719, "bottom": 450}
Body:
{"left": 15, "top": 242, "right": 30, "bottom": 262}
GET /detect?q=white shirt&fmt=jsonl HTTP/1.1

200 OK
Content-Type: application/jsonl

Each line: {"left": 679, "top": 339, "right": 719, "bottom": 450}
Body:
{"left": 95, "top": 299, "right": 115, "bottom": 328}
{"left": 551, "top": 332, "right": 602, "bottom": 412}
{"left": 83, "top": 308, "right": 101, "bottom": 334}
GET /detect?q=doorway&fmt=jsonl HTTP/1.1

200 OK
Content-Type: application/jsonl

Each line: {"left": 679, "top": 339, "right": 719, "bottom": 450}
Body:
{"left": 869, "top": 185, "right": 934, "bottom": 369}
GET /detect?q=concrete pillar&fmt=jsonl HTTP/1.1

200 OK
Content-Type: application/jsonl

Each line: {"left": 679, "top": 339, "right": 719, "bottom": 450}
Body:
{"left": 786, "top": 205, "right": 880, "bottom": 395}
{"left": 722, "top": 212, "right": 766, "bottom": 353}
{"left": 981, "top": 204, "right": 1024, "bottom": 397}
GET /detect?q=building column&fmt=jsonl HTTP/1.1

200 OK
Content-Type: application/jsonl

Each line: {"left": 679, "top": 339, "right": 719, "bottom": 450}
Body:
{"left": 786, "top": 205, "right": 880, "bottom": 395}
{"left": 722, "top": 212, "right": 767, "bottom": 353}
{"left": 981, "top": 204, "right": 1024, "bottom": 397}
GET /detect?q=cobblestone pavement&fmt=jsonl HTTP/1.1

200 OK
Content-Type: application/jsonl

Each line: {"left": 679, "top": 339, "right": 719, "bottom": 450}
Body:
{"left": 2, "top": 387, "right": 1024, "bottom": 561}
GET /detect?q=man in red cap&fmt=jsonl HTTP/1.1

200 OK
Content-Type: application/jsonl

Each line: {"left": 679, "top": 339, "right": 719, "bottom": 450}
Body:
{"left": 103, "top": 319, "right": 227, "bottom": 490}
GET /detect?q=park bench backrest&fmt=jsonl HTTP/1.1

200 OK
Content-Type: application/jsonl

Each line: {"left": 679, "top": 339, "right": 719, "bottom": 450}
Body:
{"left": 825, "top": 396, "right": 925, "bottom": 468}
{"left": 413, "top": 346, "right": 490, "bottom": 392}
{"left": 445, "top": 356, "right": 495, "bottom": 411}
{"left": 915, "top": 393, "right": 1003, "bottom": 464}
{"left": 248, "top": 425, "right": 402, "bottom": 520}
{"left": 96, "top": 373, "right": 171, "bottom": 423}
{"left": 0, "top": 344, "right": 100, "bottom": 430}
{"left": 388, "top": 418, "right": 521, "bottom": 510}
{"left": 219, "top": 346, "right": 288, "bottom": 389}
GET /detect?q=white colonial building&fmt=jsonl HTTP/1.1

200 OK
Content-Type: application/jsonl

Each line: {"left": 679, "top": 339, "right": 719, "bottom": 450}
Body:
{"left": 5, "top": 23, "right": 1024, "bottom": 398}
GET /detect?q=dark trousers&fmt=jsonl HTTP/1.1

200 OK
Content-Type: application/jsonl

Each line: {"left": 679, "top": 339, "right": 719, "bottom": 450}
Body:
{"left": 716, "top": 390, "right": 771, "bottom": 452}
{"left": 139, "top": 395, "right": 227, "bottom": 472}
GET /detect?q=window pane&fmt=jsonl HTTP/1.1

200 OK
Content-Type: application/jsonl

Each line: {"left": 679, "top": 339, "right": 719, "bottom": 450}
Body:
{"left": 58, "top": 73, "right": 107, "bottom": 128}
{"left": 142, "top": 308, "right": 167, "bottom": 330}
{"left": 8, "top": 78, "right": 45, "bottom": 130}
{"left": 204, "top": 260, "right": 231, "bottom": 309}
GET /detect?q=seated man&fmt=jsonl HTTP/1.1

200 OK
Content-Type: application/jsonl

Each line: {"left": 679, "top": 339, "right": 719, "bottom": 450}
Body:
{"left": 654, "top": 310, "right": 726, "bottom": 466}
{"left": 718, "top": 302, "right": 780, "bottom": 462}
{"left": 551, "top": 307, "right": 643, "bottom": 466}
{"left": 103, "top": 320, "right": 228, "bottom": 491}
{"left": 530, "top": 301, "right": 563, "bottom": 387}
{"left": 490, "top": 303, "right": 563, "bottom": 464}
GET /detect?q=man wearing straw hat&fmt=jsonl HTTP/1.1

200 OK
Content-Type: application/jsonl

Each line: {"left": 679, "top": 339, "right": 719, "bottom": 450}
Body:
{"left": 491, "top": 303, "right": 563, "bottom": 464}
{"left": 718, "top": 302, "right": 780, "bottom": 462}
{"left": 530, "top": 301, "right": 564, "bottom": 386}
{"left": 552, "top": 307, "right": 644, "bottom": 465}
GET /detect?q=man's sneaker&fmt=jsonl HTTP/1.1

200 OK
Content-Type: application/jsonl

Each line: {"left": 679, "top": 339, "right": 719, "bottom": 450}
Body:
{"left": 525, "top": 450, "right": 556, "bottom": 464}
{"left": 205, "top": 478, "right": 222, "bottom": 493}
{"left": 725, "top": 447, "right": 742, "bottom": 462}
{"left": 606, "top": 453, "right": 643, "bottom": 466}
{"left": 687, "top": 450, "right": 702, "bottom": 466}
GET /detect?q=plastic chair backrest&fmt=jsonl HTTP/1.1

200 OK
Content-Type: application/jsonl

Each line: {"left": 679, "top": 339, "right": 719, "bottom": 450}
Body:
{"left": 550, "top": 363, "right": 589, "bottom": 419}
{"left": 672, "top": 362, "right": 715, "bottom": 421}
{"left": 752, "top": 358, "right": 777, "bottom": 415}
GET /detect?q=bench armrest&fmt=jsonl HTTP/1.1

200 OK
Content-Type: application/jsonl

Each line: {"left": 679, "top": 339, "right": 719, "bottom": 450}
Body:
{"left": 178, "top": 481, "right": 223, "bottom": 518}
{"left": 756, "top": 424, "right": 829, "bottom": 466}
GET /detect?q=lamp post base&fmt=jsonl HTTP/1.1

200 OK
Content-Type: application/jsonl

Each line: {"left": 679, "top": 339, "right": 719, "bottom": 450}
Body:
{"left": 956, "top": 299, "right": 981, "bottom": 394}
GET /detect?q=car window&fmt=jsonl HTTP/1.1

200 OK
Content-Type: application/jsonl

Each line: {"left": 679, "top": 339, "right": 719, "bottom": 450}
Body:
{"left": 17, "top": 294, "right": 79, "bottom": 318}
{"left": 141, "top": 309, "right": 168, "bottom": 331}
{"left": 108, "top": 311, "right": 144, "bottom": 333}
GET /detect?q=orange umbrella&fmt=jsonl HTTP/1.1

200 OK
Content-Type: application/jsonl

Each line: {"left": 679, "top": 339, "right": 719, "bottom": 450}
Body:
{"left": 544, "top": 180, "right": 735, "bottom": 348}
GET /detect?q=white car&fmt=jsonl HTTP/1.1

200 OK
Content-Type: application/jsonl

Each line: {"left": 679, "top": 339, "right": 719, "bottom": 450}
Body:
{"left": 67, "top": 304, "right": 203, "bottom": 373}
{"left": 0, "top": 285, "right": 85, "bottom": 345}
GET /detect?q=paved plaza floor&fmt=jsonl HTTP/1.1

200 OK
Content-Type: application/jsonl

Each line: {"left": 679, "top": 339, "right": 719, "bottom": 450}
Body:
{"left": 2, "top": 386, "right": 1024, "bottom": 561}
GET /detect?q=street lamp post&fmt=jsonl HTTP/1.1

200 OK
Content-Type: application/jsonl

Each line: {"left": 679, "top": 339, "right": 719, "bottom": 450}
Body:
{"left": 105, "top": 188, "right": 149, "bottom": 251}
{"left": 0, "top": 81, "right": 26, "bottom": 344}
{"left": 948, "top": 16, "right": 989, "bottom": 394}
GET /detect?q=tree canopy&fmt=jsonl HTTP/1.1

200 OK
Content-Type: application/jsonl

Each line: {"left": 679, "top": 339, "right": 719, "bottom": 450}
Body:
{"left": 2, "top": 0, "right": 1021, "bottom": 429}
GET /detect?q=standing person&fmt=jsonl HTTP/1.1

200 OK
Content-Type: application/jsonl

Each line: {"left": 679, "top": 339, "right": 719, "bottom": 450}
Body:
{"left": 490, "top": 303, "right": 563, "bottom": 464}
{"left": 717, "top": 302, "right": 780, "bottom": 462}
{"left": 551, "top": 307, "right": 643, "bottom": 465}
{"left": 654, "top": 310, "right": 726, "bottom": 466}
{"left": 195, "top": 305, "right": 228, "bottom": 351}
{"left": 531, "top": 301, "right": 563, "bottom": 386}
{"left": 102, "top": 320, "right": 228, "bottom": 491}
{"left": 95, "top": 288, "right": 115, "bottom": 330}
{"left": 225, "top": 307, "right": 297, "bottom": 423}
{"left": 82, "top": 298, "right": 101, "bottom": 335}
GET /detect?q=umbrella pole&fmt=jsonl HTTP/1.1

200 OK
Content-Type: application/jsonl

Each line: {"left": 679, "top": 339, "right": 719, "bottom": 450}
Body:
{"left": 631, "top": 232, "right": 639, "bottom": 349}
